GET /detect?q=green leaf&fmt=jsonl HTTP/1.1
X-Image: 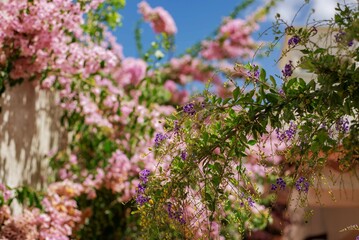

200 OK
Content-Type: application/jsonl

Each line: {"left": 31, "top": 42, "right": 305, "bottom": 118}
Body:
{"left": 344, "top": 99, "right": 351, "bottom": 115}
{"left": 266, "top": 93, "right": 279, "bottom": 104}
{"left": 260, "top": 68, "right": 266, "bottom": 82}
{"left": 269, "top": 75, "right": 277, "bottom": 87}
{"left": 233, "top": 87, "right": 240, "bottom": 100}
{"left": 247, "top": 140, "right": 256, "bottom": 146}
{"left": 222, "top": 98, "right": 231, "bottom": 105}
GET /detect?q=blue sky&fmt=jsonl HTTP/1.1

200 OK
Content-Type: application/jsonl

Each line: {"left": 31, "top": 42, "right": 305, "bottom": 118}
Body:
{"left": 113, "top": 0, "right": 357, "bottom": 84}
{"left": 116, "top": 1, "right": 259, "bottom": 57}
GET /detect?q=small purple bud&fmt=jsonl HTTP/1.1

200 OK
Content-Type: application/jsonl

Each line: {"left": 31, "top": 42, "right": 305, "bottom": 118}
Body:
{"left": 282, "top": 61, "right": 293, "bottom": 77}
{"left": 139, "top": 169, "right": 150, "bottom": 183}
{"left": 180, "top": 151, "right": 187, "bottom": 160}
{"left": 136, "top": 195, "right": 149, "bottom": 205}
{"left": 288, "top": 36, "right": 300, "bottom": 46}
{"left": 335, "top": 117, "right": 349, "bottom": 133}
{"left": 295, "top": 177, "right": 309, "bottom": 193}
{"left": 183, "top": 103, "right": 196, "bottom": 115}
{"left": 247, "top": 197, "right": 255, "bottom": 207}
{"left": 154, "top": 133, "right": 167, "bottom": 147}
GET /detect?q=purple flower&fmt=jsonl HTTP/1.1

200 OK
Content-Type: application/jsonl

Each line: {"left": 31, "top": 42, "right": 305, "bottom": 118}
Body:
{"left": 278, "top": 88, "right": 285, "bottom": 98}
{"left": 336, "top": 117, "right": 349, "bottom": 133}
{"left": 247, "top": 64, "right": 259, "bottom": 81}
{"left": 176, "top": 212, "right": 186, "bottom": 224}
{"left": 247, "top": 197, "right": 255, "bottom": 207}
{"left": 282, "top": 61, "right": 293, "bottom": 77}
{"left": 276, "top": 128, "right": 286, "bottom": 141}
{"left": 183, "top": 103, "right": 196, "bottom": 115}
{"left": 276, "top": 177, "right": 286, "bottom": 190}
{"left": 295, "top": 177, "right": 309, "bottom": 193}
{"left": 166, "top": 203, "right": 173, "bottom": 218}
{"left": 136, "top": 195, "right": 149, "bottom": 205}
{"left": 173, "top": 120, "right": 180, "bottom": 134}
{"left": 139, "top": 169, "right": 150, "bottom": 183}
{"left": 271, "top": 178, "right": 286, "bottom": 191}
{"left": 154, "top": 133, "right": 167, "bottom": 147}
{"left": 319, "top": 123, "right": 327, "bottom": 130}
{"left": 288, "top": 36, "right": 300, "bottom": 46}
{"left": 276, "top": 121, "right": 297, "bottom": 142}
{"left": 253, "top": 69, "right": 259, "bottom": 79}
{"left": 180, "top": 151, "right": 187, "bottom": 160}
{"left": 285, "top": 122, "right": 297, "bottom": 140}
{"left": 137, "top": 183, "right": 146, "bottom": 194}
{"left": 166, "top": 203, "right": 186, "bottom": 224}
{"left": 335, "top": 30, "right": 347, "bottom": 43}
{"left": 335, "top": 31, "right": 354, "bottom": 46}
{"left": 136, "top": 170, "right": 151, "bottom": 205}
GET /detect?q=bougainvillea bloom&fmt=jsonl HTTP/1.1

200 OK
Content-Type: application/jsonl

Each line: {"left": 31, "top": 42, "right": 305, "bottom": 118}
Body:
{"left": 138, "top": 1, "right": 177, "bottom": 35}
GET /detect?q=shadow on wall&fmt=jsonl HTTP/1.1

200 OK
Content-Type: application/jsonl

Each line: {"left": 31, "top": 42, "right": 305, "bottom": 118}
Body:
{"left": 0, "top": 81, "right": 66, "bottom": 189}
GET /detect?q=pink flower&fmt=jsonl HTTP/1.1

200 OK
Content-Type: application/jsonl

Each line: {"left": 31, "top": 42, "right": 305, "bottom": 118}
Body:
{"left": 104, "top": 150, "right": 132, "bottom": 193}
{"left": 201, "top": 18, "right": 257, "bottom": 60}
{"left": 0, "top": 210, "right": 40, "bottom": 240}
{"left": 200, "top": 41, "right": 224, "bottom": 60}
{"left": 0, "top": 183, "right": 12, "bottom": 201}
{"left": 164, "top": 80, "right": 177, "bottom": 92}
{"left": 138, "top": 1, "right": 177, "bottom": 35}
{"left": 114, "top": 58, "right": 147, "bottom": 86}
{"left": 164, "top": 55, "right": 220, "bottom": 85}
{"left": 220, "top": 19, "right": 255, "bottom": 44}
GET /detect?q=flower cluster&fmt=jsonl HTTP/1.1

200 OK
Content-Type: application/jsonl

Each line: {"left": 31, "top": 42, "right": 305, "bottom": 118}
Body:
{"left": 0, "top": 181, "right": 83, "bottom": 240}
{"left": 0, "top": 0, "right": 118, "bottom": 86}
{"left": 295, "top": 177, "right": 310, "bottom": 193}
{"left": 154, "top": 133, "right": 167, "bottom": 147}
{"left": 0, "top": 184, "right": 12, "bottom": 202}
{"left": 113, "top": 58, "right": 147, "bottom": 87}
{"left": 180, "top": 151, "right": 187, "bottom": 160}
{"left": 335, "top": 117, "right": 350, "bottom": 133}
{"left": 282, "top": 61, "right": 293, "bottom": 77}
{"left": 164, "top": 55, "right": 221, "bottom": 84}
{"left": 201, "top": 19, "right": 258, "bottom": 60}
{"left": 271, "top": 177, "right": 286, "bottom": 190}
{"left": 246, "top": 64, "right": 260, "bottom": 81}
{"left": 138, "top": 1, "right": 177, "bottom": 35}
{"left": 136, "top": 169, "right": 150, "bottom": 206}
{"left": 334, "top": 30, "right": 354, "bottom": 47}
{"left": 183, "top": 103, "right": 196, "bottom": 115}
{"left": 0, "top": 210, "right": 39, "bottom": 240}
{"left": 247, "top": 197, "right": 255, "bottom": 207}
{"left": 276, "top": 121, "right": 297, "bottom": 142}
{"left": 166, "top": 203, "right": 186, "bottom": 224}
{"left": 288, "top": 36, "right": 300, "bottom": 46}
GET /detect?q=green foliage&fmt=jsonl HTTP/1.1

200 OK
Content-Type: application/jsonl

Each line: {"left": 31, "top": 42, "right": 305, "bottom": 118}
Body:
{"left": 137, "top": 3, "right": 359, "bottom": 239}
{"left": 82, "top": 0, "right": 126, "bottom": 42}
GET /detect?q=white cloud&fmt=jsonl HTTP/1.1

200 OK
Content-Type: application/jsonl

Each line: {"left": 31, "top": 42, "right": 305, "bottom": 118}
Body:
{"left": 270, "top": 0, "right": 358, "bottom": 24}
{"left": 270, "top": 1, "right": 303, "bottom": 22}
{"left": 311, "top": 0, "right": 357, "bottom": 20}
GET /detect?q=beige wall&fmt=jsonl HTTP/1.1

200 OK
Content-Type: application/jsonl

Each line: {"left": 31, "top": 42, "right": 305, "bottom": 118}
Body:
{"left": 0, "top": 81, "right": 65, "bottom": 189}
